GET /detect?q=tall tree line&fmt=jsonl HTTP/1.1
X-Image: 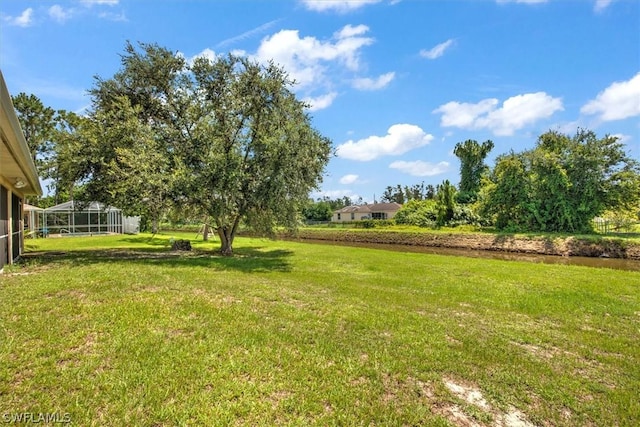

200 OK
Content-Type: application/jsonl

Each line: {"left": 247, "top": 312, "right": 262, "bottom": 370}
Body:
{"left": 380, "top": 182, "right": 436, "bottom": 204}
{"left": 386, "top": 132, "right": 639, "bottom": 232}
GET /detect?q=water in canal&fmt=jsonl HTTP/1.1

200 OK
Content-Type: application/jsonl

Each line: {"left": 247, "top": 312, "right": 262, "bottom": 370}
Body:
{"left": 295, "top": 239, "right": 640, "bottom": 272}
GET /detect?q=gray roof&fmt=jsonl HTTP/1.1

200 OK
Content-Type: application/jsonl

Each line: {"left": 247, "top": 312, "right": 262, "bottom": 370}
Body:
{"left": 334, "top": 202, "right": 402, "bottom": 214}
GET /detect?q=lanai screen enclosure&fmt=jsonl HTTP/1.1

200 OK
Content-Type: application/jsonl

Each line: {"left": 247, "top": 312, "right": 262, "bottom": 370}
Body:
{"left": 43, "top": 201, "right": 136, "bottom": 235}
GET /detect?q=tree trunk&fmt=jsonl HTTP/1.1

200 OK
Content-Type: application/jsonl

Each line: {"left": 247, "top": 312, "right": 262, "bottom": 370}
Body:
{"left": 203, "top": 223, "right": 209, "bottom": 241}
{"left": 217, "top": 227, "right": 234, "bottom": 256}
{"left": 152, "top": 218, "right": 159, "bottom": 234}
{"left": 217, "top": 215, "right": 242, "bottom": 256}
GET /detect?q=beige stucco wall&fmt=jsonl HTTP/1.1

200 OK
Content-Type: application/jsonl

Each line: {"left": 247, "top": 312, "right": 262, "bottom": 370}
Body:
{"left": 332, "top": 209, "right": 400, "bottom": 222}
{"left": 0, "top": 71, "right": 41, "bottom": 269}
{"left": 332, "top": 211, "right": 372, "bottom": 222}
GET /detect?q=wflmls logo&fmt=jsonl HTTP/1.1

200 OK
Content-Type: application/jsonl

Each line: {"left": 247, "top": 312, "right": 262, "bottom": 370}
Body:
{"left": 2, "top": 412, "right": 72, "bottom": 424}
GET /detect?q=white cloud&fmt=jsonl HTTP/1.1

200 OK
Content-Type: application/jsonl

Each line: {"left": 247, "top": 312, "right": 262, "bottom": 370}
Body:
{"left": 98, "top": 11, "right": 127, "bottom": 21}
{"left": 554, "top": 120, "right": 584, "bottom": 136}
{"left": 389, "top": 160, "right": 450, "bottom": 177}
{"left": 49, "top": 5, "right": 73, "bottom": 23}
{"left": 335, "top": 24, "right": 369, "bottom": 39}
{"left": 420, "top": 39, "right": 455, "bottom": 60}
{"left": 611, "top": 133, "right": 631, "bottom": 144}
{"left": 255, "top": 26, "right": 373, "bottom": 89}
{"left": 302, "top": 0, "right": 381, "bottom": 13}
{"left": 594, "top": 0, "right": 614, "bottom": 12}
{"left": 189, "top": 24, "right": 379, "bottom": 111}
{"left": 186, "top": 48, "right": 218, "bottom": 65}
{"left": 339, "top": 174, "right": 360, "bottom": 184}
{"left": 310, "top": 189, "right": 362, "bottom": 201}
{"left": 336, "top": 124, "right": 433, "bottom": 161}
{"left": 435, "top": 99, "right": 498, "bottom": 128}
{"left": 253, "top": 24, "right": 379, "bottom": 109}
{"left": 81, "top": 0, "right": 119, "bottom": 5}
{"left": 434, "top": 92, "right": 563, "bottom": 136}
{"left": 5, "top": 8, "right": 33, "bottom": 27}
{"left": 496, "top": 0, "right": 548, "bottom": 4}
{"left": 43, "top": 1, "right": 122, "bottom": 23}
{"left": 352, "top": 72, "right": 395, "bottom": 90}
{"left": 229, "top": 49, "right": 248, "bottom": 57}
{"left": 303, "top": 92, "right": 338, "bottom": 111}
{"left": 580, "top": 73, "right": 640, "bottom": 122}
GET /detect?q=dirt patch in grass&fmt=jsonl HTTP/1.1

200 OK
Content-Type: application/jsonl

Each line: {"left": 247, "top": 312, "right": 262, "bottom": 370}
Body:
{"left": 376, "top": 374, "right": 519, "bottom": 426}
{"left": 102, "top": 249, "right": 201, "bottom": 260}
{"left": 442, "top": 377, "right": 536, "bottom": 427}
{"left": 11, "top": 367, "right": 34, "bottom": 388}
{"left": 511, "top": 342, "right": 557, "bottom": 360}
{"left": 433, "top": 403, "right": 484, "bottom": 427}
{"left": 58, "top": 332, "right": 100, "bottom": 369}
{"left": 191, "top": 288, "right": 243, "bottom": 306}
{"left": 21, "top": 251, "right": 67, "bottom": 257}
{"left": 446, "top": 335, "right": 463, "bottom": 346}
{"left": 350, "top": 376, "right": 369, "bottom": 387}
{"left": 267, "top": 390, "right": 293, "bottom": 409}
{"left": 444, "top": 378, "right": 492, "bottom": 412}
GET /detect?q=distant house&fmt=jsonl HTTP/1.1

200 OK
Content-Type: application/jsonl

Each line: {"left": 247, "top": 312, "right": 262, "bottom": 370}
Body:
{"left": 332, "top": 202, "right": 402, "bottom": 222}
{"left": 1, "top": 70, "right": 43, "bottom": 271}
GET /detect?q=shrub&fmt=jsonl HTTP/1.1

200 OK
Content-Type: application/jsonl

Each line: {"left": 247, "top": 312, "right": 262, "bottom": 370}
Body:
{"left": 450, "top": 205, "right": 483, "bottom": 227}
{"left": 395, "top": 200, "right": 438, "bottom": 227}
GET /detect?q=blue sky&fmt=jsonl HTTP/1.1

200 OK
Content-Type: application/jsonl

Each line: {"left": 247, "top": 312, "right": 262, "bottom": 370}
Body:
{"left": 1, "top": 0, "right": 639, "bottom": 203}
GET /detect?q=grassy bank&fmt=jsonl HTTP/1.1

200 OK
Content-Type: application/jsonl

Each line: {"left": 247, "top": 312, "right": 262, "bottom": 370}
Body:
{"left": 288, "top": 228, "right": 640, "bottom": 259}
{"left": 2, "top": 233, "right": 639, "bottom": 426}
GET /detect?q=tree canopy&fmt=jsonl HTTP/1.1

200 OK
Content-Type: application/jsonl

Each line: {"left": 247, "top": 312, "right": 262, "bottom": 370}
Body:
{"left": 11, "top": 92, "right": 56, "bottom": 171}
{"left": 453, "top": 139, "right": 494, "bottom": 204}
{"left": 381, "top": 182, "right": 435, "bottom": 204}
{"left": 480, "top": 130, "right": 640, "bottom": 232}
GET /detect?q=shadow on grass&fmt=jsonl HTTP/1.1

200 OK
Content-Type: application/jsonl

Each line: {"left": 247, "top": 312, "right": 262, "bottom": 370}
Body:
{"left": 120, "top": 236, "right": 174, "bottom": 247}
{"left": 21, "top": 246, "right": 293, "bottom": 273}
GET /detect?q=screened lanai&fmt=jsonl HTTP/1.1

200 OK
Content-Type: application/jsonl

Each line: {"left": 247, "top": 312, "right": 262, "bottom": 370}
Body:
{"left": 43, "top": 201, "right": 124, "bottom": 236}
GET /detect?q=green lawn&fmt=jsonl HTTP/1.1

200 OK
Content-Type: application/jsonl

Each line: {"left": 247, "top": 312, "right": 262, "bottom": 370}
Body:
{"left": 1, "top": 233, "right": 639, "bottom": 426}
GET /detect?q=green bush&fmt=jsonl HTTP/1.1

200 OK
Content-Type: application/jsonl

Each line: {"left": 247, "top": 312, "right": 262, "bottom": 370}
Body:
{"left": 450, "top": 205, "right": 483, "bottom": 227}
{"left": 354, "top": 219, "right": 396, "bottom": 229}
{"left": 395, "top": 199, "right": 487, "bottom": 228}
{"left": 394, "top": 200, "right": 438, "bottom": 227}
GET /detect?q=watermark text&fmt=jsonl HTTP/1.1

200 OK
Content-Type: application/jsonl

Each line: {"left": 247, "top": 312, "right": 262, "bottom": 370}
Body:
{"left": 2, "top": 413, "right": 71, "bottom": 424}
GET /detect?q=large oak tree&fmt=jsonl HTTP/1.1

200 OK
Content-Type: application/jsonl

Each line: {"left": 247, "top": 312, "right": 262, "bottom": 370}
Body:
{"left": 85, "top": 42, "right": 332, "bottom": 255}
